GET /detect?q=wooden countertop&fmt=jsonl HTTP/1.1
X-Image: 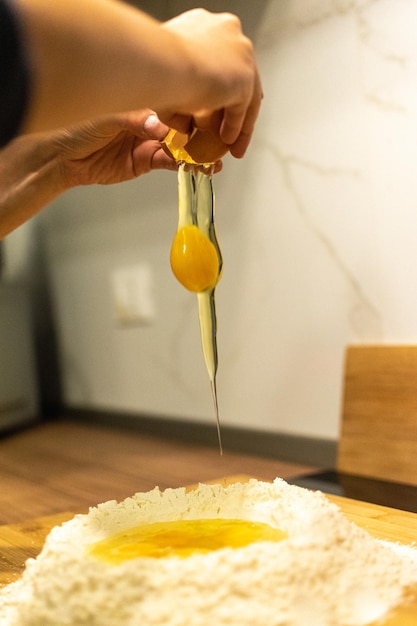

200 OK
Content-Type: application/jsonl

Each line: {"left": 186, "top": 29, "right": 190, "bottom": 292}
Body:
{"left": 0, "top": 476, "right": 416, "bottom": 625}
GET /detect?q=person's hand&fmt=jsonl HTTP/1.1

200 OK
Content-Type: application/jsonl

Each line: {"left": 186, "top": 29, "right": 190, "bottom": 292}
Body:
{"left": 161, "top": 9, "right": 263, "bottom": 159}
{"left": 0, "top": 110, "right": 223, "bottom": 239}
{"left": 0, "top": 112, "right": 161, "bottom": 238}
{"left": 52, "top": 110, "right": 177, "bottom": 188}
{"left": 12, "top": 2, "right": 261, "bottom": 159}
{"left": 50, "top": 109, "right": 222, "bottom": 187}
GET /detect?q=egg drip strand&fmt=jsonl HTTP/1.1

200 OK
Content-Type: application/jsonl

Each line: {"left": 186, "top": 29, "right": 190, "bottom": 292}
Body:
{"left": 170, "top": 162, "right": 223, "bottom": 454}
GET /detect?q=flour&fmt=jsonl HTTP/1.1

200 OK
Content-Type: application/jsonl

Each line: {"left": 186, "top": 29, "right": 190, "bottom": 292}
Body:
{"left": 0, "top": 479, "right": 416, "bottom": 626}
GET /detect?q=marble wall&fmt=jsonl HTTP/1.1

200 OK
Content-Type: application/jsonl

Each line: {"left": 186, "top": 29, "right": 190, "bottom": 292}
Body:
{"left": 38, "top": 0, "right": 417, "bottom": 442}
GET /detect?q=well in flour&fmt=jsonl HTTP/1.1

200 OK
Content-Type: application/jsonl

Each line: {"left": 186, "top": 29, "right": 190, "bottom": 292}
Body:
{"left": 0, "top": 478, "right": 416, "bottom": 626}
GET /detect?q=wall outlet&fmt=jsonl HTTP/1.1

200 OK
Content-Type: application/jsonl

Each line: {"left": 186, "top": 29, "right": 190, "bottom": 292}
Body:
{"left": 110, "top": 263, "right": 155, "bottom": 326}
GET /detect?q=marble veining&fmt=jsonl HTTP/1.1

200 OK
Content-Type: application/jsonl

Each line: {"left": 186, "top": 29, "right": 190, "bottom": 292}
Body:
{"left": 263, "top": 141, "right": 382, "bottom": 337}
{"left": 30, "top": 0, "right": 417, "bottom": 440}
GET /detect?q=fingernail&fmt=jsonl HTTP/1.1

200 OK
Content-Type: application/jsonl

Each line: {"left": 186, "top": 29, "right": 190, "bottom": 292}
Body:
{"left": 144, "top": 114, "right": 168, "bottom": 139}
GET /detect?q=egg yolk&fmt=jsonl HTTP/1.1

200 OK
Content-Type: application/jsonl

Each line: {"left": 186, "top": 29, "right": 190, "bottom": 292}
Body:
{"left": 88, "top": 518, "right": 287, "bottom": 564}
{"left": 170, "top": 225, "right": 220, "bottom": 293}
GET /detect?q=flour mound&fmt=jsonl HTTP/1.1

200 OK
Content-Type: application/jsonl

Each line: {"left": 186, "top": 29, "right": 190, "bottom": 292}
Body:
{"left": 0, "top": 479, "right": 416, "bottom": 626}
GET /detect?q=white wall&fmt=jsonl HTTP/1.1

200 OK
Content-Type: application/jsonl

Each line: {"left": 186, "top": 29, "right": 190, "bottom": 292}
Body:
{"left": 40, "top": 0, "right": 417, "bottom": 441}
{"left": 0, "top": 223, "right": 40, "bottom": 429}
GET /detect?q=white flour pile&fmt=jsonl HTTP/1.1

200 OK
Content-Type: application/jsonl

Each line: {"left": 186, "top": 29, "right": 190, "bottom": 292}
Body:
{"left": 1, "top": 478, "right": 416, "bottom": 626}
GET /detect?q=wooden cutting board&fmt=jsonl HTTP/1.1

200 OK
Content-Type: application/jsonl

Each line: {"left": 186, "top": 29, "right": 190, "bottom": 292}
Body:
{"left": 0, "top": 477, "right": 416, "bottom": 624}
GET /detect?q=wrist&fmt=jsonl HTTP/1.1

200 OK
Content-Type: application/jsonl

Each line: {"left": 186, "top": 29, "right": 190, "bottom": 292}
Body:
{"left": 0, "top": 133, "right": 67, "bottom": 238}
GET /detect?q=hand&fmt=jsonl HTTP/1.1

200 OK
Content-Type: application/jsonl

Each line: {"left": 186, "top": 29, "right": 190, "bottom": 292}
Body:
{"left": 51, "top": 110, "right": 221, "bottom": 188}
{"left": 162, "top": 9, "right": 263, "bottom": 158}
{"left": 0, "top": 110, "right": 223, "bottom": 239}
{"left": 12, "top": 2, "right": 261, "bottom": 159}
{"left": 0, "top": 111, "right": 176, "bottom": 239}
{"left": 52, "top": 110, "right": 177, "bottom": 188}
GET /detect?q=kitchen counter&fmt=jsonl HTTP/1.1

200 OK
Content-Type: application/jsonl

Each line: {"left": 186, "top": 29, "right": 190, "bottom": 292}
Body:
{"left": 0, "top": 476, "right": 416, "bottom": 624}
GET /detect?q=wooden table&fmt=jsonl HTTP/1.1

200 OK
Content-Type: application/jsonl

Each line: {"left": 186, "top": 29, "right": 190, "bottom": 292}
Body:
{"left": 0, "top": 477, "right": 416, "bottom": 625}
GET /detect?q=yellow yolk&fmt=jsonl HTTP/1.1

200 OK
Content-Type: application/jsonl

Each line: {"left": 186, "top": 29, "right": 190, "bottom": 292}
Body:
{"left": 88, "top": 518, "right": 288, "bottom": 564}
{"left": 170, "top": 225, "right": 220, "bottom": 292}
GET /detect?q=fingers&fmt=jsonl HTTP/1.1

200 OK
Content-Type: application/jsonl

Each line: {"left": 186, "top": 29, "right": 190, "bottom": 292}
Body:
{"left": 149, "top": 146, "right": 178, "bottom": 171}
{"left": 120, "top": 109, "right": 169, "bottom": 140}
{"left": 142, "top": 113, "right": 170, "bottom": 141}
{"left": 126, "top": 110, "right": 225, "bottom": 174}
{"left": 192, "top": 65, "right": 262, "bottom": 160}
{"left": 227, "top": 70, "right": 263, "bottom": 158}
{"left": 156, "top": 112, "right": 193, "bottom": 135}
{"left": 126, "top": 110, "right": 191, "bottom": 145}
{"left": 162, "top": 10, "right": 262, "bottom": 159}
{"left": 220, "top": 107, "right": 246, "bottom": 146}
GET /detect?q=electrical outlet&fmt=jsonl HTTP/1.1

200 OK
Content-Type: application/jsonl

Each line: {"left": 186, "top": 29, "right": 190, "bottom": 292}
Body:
{"left": 110, "top": 263, "right": 155, "bottom": 326}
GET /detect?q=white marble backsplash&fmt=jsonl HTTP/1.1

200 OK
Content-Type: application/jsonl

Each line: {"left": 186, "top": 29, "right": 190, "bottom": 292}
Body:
{"left": 37, "top": 0, "right": 417, "bottom": 442}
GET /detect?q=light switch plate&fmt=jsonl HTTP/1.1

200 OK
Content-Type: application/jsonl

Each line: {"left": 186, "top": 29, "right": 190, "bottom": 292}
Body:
{"left": 110, "top": 263, "right": 155, "bottom": 326}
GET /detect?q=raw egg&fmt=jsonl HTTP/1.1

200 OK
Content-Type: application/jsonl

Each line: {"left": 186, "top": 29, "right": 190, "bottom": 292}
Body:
{"left": 88, "top": 518, "right": 288, "bottom": 564}
{"left": 170, "top": 225, "right": 220, "bottom": 292}
{"left": 163, "top": 127, "right": 228, "bottom": 166}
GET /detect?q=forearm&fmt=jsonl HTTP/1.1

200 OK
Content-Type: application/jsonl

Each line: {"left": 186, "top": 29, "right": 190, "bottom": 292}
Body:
{"left": 13, "top": 0, "right": 197, "bottom": 133}
{"left": 0, "top": 111, "right": 180, "bottom": 239}
{"left": 0, "top": 134, "right": 66, "bottom": 238}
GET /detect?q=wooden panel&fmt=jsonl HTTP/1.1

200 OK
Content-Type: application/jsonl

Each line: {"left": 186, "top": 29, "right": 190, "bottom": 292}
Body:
{"left": 0, "top": 484, "right": 416, "bottom": 624}
{"left": 338, "top": 346, "right": 417, "bottom": 484}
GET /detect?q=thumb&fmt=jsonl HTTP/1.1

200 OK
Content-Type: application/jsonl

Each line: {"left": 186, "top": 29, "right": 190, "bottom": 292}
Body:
{"left": 143, "top": 113, "right": 170, "bottom": 141}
